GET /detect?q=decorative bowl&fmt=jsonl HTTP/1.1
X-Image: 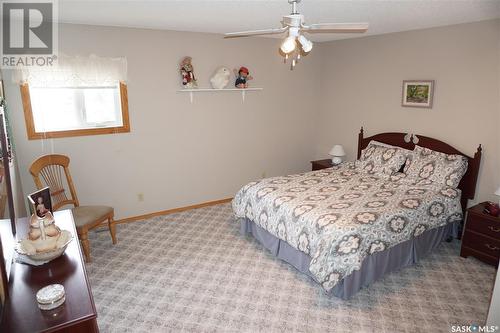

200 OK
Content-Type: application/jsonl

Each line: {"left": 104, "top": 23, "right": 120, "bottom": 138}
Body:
{"left": 15, "top": 230, "right": 73, "bottom": 262}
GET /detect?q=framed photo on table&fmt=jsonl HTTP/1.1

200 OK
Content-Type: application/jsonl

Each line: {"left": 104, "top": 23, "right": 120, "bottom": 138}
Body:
{"left": 28, "top": 187, "right": 53, "bottom": 218}
{"left": 402, "top": 80, "right": 434, "bottom": 108}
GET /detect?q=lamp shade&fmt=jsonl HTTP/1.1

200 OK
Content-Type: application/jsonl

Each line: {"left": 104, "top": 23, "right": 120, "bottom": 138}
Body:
{"left": 329, "top": 145, "right": 346, "bottom": 157}
{"left": 280, "top": 36, "right": 297, "bottom": 54}
{"left": 495, "top": 187, "right": 500, "bottom": 196}
{"left": 298, "top": 35, "right": 313, "bottom": 53}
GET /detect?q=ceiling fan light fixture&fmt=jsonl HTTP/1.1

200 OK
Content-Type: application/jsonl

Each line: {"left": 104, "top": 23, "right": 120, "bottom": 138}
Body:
{"left": 280, "top": 36, "right": 297, "bottom": 54}
{"left": 298, "top": 35, "right": 313, "bottom": 53}
{"left": 224, "top": 0, "right": 368, "bottom": 70}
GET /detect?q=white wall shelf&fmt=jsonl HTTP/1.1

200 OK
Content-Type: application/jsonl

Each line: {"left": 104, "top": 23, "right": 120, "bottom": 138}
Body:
{"left": 177, "top": 87, "right": 263, "bottom": 103}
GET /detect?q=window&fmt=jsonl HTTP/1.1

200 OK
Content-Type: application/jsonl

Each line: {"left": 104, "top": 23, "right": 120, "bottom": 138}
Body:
{"left": 21, "top": 82, "right": 129, "bottom": 140}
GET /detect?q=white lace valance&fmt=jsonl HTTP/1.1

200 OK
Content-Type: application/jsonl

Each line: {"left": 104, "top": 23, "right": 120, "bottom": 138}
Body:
{"left": 13, "top": 54, "right": 127, "bottom": 87}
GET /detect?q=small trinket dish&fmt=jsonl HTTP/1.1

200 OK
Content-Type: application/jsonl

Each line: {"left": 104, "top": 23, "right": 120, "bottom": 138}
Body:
{"left": 36, "top": 284, "right": 66, "bottom": 310}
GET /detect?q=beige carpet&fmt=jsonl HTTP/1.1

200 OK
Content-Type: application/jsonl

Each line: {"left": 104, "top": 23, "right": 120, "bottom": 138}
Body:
{"left": 86, "top": 203, "right": 496, "bottom": 333}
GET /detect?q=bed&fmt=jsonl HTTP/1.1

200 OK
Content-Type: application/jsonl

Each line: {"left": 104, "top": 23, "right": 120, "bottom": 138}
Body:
{"left": 232, "top": 128, "right": 482, "bottom": 299}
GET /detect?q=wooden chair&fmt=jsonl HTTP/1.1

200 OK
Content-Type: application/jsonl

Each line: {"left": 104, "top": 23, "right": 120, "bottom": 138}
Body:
{"left": 29, "top": 154, "right": 116, "bottom": 262}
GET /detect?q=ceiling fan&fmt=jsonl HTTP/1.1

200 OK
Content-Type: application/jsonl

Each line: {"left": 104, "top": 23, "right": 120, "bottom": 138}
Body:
{"left": 224, "top": 0, "right": 369, "bottom": 70}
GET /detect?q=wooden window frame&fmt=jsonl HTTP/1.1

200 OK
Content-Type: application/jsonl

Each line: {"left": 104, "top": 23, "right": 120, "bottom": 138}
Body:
{"left": 21, "top": 82, "right": 130, "bottom": 140}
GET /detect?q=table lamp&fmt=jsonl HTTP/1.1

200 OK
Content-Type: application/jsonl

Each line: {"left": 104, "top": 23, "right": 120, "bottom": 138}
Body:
{"left": 329, "top": 145, "right": 346, "bottom": 165}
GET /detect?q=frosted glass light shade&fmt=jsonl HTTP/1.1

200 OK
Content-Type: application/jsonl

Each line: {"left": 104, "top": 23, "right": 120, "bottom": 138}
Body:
{"left": 280, "top": 36, "right": 297, "bottom": 54}
{"left": 329, "top": 145, "right": 346, "bottom": 157}
{"left": 298, "top": 35, "right": 313, "bottom": 53}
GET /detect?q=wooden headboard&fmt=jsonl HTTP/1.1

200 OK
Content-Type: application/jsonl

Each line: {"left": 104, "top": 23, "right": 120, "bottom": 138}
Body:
{"left": 357, "top": 127, "right": 482, "bottom": 213}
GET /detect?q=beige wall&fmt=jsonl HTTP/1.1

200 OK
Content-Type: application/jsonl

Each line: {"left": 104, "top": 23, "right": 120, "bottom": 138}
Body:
{"left": 314, "top": 19, "right": 500, "bottom": 205}
{"left": 3, "top": 24, "right": 321, "bottom": 219}
{"left": 3, "top": 19, "right": 499, "bottom": 219}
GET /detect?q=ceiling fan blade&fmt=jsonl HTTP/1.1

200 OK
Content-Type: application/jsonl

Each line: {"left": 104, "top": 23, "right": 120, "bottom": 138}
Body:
{"left": 224, "top": 27, "right": 288, "bottom": 39}
{"left": 302, "top": 23, "right": 369, "bottom": 34}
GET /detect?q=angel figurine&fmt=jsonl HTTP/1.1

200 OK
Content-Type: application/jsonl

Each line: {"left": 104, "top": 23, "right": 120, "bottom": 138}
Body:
{"left": 180, "top": 56, "right": 198, "bottom": 89}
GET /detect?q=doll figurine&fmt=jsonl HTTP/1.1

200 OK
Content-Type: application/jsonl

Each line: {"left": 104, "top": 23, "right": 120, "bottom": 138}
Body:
{"left": 233, "top": 67, "right": 253, "bottom": 88}
{"left": 180, "top": 56, "right": 198, "bottom": 88}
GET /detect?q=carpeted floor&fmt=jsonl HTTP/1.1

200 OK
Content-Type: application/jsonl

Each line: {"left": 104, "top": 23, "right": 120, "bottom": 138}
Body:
{"left": 86, "top": 203, "right": 497, "bottom": 333}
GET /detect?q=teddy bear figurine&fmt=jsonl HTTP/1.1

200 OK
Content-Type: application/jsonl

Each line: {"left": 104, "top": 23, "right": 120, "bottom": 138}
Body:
{"left": 233, "top": 67, "right": 253, "bottom": 88}
{"left": 210, "top": 67, "right": 231, "bottom": 89}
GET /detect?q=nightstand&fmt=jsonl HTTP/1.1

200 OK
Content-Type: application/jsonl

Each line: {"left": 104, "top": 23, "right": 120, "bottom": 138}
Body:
{"left": 311, "top": 159, "right": 334, "bottom": 171}
{"left": 460, "top": 202, "right": 500, "bottom": 267}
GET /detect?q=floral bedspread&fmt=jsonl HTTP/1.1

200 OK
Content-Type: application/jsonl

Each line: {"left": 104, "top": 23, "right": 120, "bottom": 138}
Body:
{"left": 232, "top": 162, "right": 463, "bottom": 291}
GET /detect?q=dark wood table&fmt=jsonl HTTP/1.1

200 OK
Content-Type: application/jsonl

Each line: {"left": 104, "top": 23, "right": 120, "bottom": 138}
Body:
{"left": 0, "top": 210, "right": 98, "bottom": 333}
{"left": 311, "top": 159, "right": 334, "bottom": 171}
{"left": 461, "top": 202, "right": 500, "bottom": 267}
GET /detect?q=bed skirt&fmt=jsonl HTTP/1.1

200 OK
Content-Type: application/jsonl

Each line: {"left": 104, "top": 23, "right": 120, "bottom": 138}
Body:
{"left": 239, "top": 218, "right": 458, "bottom": 299}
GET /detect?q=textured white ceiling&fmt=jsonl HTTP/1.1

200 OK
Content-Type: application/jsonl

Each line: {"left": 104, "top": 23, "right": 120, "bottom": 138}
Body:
{"left": 59, "top": 0, "right": 500, "bottom": 42}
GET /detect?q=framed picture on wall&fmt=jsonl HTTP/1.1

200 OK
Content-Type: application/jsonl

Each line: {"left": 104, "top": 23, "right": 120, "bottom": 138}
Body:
{"left": 402, "top": 80, "right": 434, "bottom": 108}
